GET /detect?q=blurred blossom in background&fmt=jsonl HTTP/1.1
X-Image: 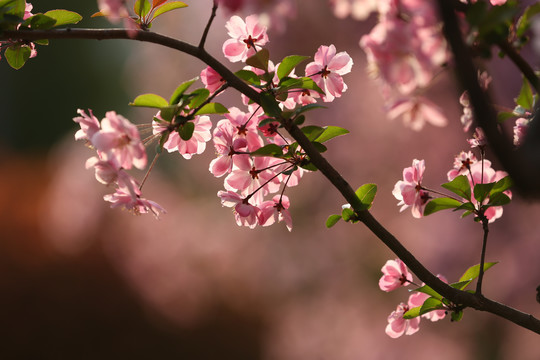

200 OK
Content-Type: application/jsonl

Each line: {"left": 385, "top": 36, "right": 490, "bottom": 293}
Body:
{"left": 1, "top": 1, "right": 540, "bottom": 359}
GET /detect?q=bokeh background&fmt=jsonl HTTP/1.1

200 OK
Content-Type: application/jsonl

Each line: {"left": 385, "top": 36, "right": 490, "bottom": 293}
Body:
{"left": 1, "top": 0, "right": 540, "bottom": 359}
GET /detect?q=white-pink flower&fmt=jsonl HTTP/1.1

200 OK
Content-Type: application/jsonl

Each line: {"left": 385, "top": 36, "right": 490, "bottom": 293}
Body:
{"left": 513, "top": 118, "right": 529, "bottom": 146}
{"left": 259, "top": 195, "right": 293, "bottom": 231}
{"left": 392, "top": 159, "right": 430, "bottom": 218}
{"left": 379, "top": 259, "right": 413, "bottom": 292}
{"left": 200, "top": 66, "right": 226, "bottom": 93}
{"left": 222, "top": 14, "right": 269, "bottom": 63}
{"left": 153, "top": 114, "right": 212, "bottom": 159}
{"left": 447, "top": 151, "right": 478, "bottom": 181}
{"left": 97, "top": 0, "right": 129, "bottom": 23}
{"left": 387, "top": 96, "right": 447, "bottom": 131}
{"left": 73, "top": 109, "right": 100, "bottom": 142}
{"left": 104, "top": 188, "right": 166, "bottom": 219}
{"left": 408, "top": 275, "right": 448, "bottom": 322}
{"left": 385, "top": 301, "right": 421, "bottom": 338}
{"left": 218, "top": 190, "right": 261, "bottom": 229}
{"left": 305, "top": 44, "right": 353, "bottom": 102}
{"left": 91, "top": 111, "right": 147, "bottom": 170}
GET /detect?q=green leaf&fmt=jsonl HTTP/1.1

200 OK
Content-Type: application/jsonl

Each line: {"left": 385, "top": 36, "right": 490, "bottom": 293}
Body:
{"left": 341, "top": 207, "right": 356, "bottom": 222}
{"left": 277, "top": 55, "right": 309, "bottom": 80}
{"left": 325, "top": 214, "right": 342, "bottom": 228}
{"left": 170, "top": 78, "right": 197, "bottom": 105}
{"left": 490, "top": 176, "right": 512, "bottom": 195}
{"left": 516, "top": 2, "right": 540, "bottom": 38}
{"left": 0, "top": 0, "right": 24, "bottom": 19}
{"left": 497, "top": 111, "right": 515, "bottom": 123}
{"left": 178, "top": 121, "right": 195, "bottom": 141}
{"left": 312, "top": 141, "right": 327, "bottom": 153}
{"left": 403, "top": 306, "right": 421, "bottom": 319}
{"left": 442, "top": 175, "right": 471, "bottom": 201}
{"left": 153, "top": 0, "right": 168, "bottom": 8}
{"left": 235, "top": 69, "right": 260, "bottom": 85}
{"left": 515, "top": 76, "right": 534, "bottom": 110}
{"left": 246, "top": 48, "right": 270, "bottom": 71}
{"left": 260, "top": 91, "right": 282, "bottom": 118}
{"left": 474, "top": 182, "right": 496, "bottom": 203}
{"left": 130, "top": 93, "right": 168, "bottom": 108}
{"left": 355, "top": 183, "right": 377, "bottom": 210}
{"left": 450, "top": 280, "right": 473, "bottom": 291}
{"left": 43, "top": 9, "right": 82, "bottom": 26}
{"left": 458, "top": 262, "right": 498, "bottom": 284}
{"left": 159, "top": 105, "right": 177, "bottom": 122}
{"left": 294, "top": 103, "right": 326, "bottom": 116}
{"left": 24, "top": 14, "right": 57, "bottom": 29}
{"left": 412, "top": 284, "right": 443, "bottom": 300}
{"left": 301, "top": 125, "right": 325, "bottom": 141}
{"left": 250, "top": 144, "right": 284, "bottom": 157}
{"left": 4, "top": 45, "right": 30, "bottom": 69}
{"left": 314, "top": 126, "right": 349, "bottom": 143}
{"left": 150, "top": 1, "right": 188, "bottom": 21}
{"left": 33, "top": 39, "right": 49, "bottom": 45}
{"left": 403, "top": 297, "right": 444, "bottom": 319}
{"left": 195, "top": 102, "right": 229, "bottom": 115}
{"left": 424, "top": 197, "right": 463, "bottom": 216}
{"left": 279, "top": 77, "right": 324, "bottom": 94}
{"left": 486, "top": 192, "right": 511, "bottom": 207}
{"left": 134, "top": 0, "right": 151, "bottom": 18}
{"left": 188, "top": 88, "right": 210, "bottom": 109}
{"left": 451, "top": 310, "right": 463, "bottom": 322}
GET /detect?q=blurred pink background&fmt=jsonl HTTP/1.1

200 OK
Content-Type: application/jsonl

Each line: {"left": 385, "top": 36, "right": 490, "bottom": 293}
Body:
{"left": 1, "top": 0, "right": 540, "bottom": 358}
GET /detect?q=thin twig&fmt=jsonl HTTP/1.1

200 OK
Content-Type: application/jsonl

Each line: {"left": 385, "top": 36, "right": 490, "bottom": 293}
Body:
{"left": 199, "top": 0, "right": 219, "bottom": 49}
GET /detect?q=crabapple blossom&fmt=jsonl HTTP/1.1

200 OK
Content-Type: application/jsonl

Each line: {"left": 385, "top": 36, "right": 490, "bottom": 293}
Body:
{"left": 385, "top": 301, "right": 421, "bottom": 338}
{"left": 104, "top": 188, "right": 166, "bottom": 219}
{"left": 447, "top": 151, "right": 478, "bottom": 181}
{"left": 305, "top": 44, "right": 353, "bottom": 102}
{"left": 218, "top": 190, "right": 261, "bottom": 228}
{"left": 259, "top": 195, "right": 293, "bottom": 231}
{"left": 209, "top": 119, "right": 250, "bottom": 177}
{"left": 467, "top": 127, "right": 486, "bottom": 149}
{"left": 468, "top": 161, "right": 511, "bottom": 223}
{"left": 379, "top": 259, "right": 413, "bottom": 291}
{"left": 73, "top": 108, "right": 100, "bottom": 142}
{"left": 222, "top": 14, "right": 269, "bottom": 63}
{"left": 386, "top": 96, "right": 447, "bottom": 131}
{"left": 200, "top": 66, "right": 226, "bottom": 93}
{"left": 152, "top": 114, "right": 213, "bottom": 159}
{"left": 513, "top": 118, "right": 529, "bottom": 146}
{"left": 392, "top": 159, "right": 430, "bottom": 218}
{"left": 97, "top": 0, "right": 129, "bottom": 23}
{"left": 221, "top": 106, "right": 264, "bottom": 151}
{"left": 91, "top": 111, "right": 147, "bottom": 170}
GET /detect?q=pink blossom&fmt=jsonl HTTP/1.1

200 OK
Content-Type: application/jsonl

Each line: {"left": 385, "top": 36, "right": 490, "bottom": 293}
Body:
{"left": 385, "top": 301, "right": 421, "bottom": 338}
{"left": 490, "top": 0, "right": 508, "bottom": 5}
{"left": 223, "top": 106, "right": 264, "bottom": 151}
{"left": 379, "top": 259, "right": 413, "bottom": 292}
{"left": 200, "top": 66, "right": 226, "bottom": 93}
{"left": 259, "top": 195, "right": 293, "bottom": 231}
{"left": 468, "top": 161, "right": 511, "bottom": 223}
{"left": 467, "top": 127, "right": 486, "bottom": 148}
{"left": 209, "top": 119, "right": 250, "bottom": 178}
{"left": 459, "top": 91, "right": 473, "bottom": 132}
{"left": 217, "top": 190, "right": 261, "bottom": 229}
{"left": 85, "top": 156, "right": 140, "bottom": 195}
{"left": 73, "top": 109, "right": 100, "bottom": 142}
{"left": 153, "top": 114, "right": 212, "bottom": 159}
{"left": 222, "top": 15, "right": 269, "bottom": 63}
{"left": 104, "top": 188, "right": 166, "bottom": 219}
{"left": 305, "top": 44, "right": 353, "bottom": 102}
{"left": 23, "top": 2, "right": 33, "bottom": 20}
{"left": 513, "top": 118, "right": 529, "bottom": 146}
{"left": 447, "top": 151, "right": 478, "bottom": 181}
{"left": 387, "top": 96, "right": 447, "bottom": 131}
{"left": 392, "top": 159, "right": 430, "bottom": 218}
{"left": 97, "top": 0, "right": 129, "bottom": 23}
{"left": 91, "top": 111, "right": 147, "bottom": 170}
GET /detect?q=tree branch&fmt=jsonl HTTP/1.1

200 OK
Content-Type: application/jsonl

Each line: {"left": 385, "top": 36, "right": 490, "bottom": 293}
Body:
{"left": 3, "top": 26, "right": 540, "bottom": 334}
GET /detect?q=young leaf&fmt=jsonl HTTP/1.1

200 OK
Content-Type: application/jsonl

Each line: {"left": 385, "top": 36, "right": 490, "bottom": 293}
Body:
{"left": 260, "top": 91, "right": 282, "bottom": 118}
{"left": 326, "top": 214, "right": 342, "bottom": 228}
{"left": 0, "top": 0, "right": 24, "bottom": 19}
{"left": 341, "top": 207, "right": 356, "bottom": 222}
{"left": 294, "top": 103, "right": 325, "bottom": 116}
{"left": 486, "top": 192, "right": 511, "bottom": 207}
{"left": 277, "top": 55, "right": 309, "bottom": 80}
{"left": 178, "top": 121, "right": 195, "bottom": 141}
{"left": 355, "top": 183, "right": 377, "bottom": 210}
{"left": 195, "top": 102, "right": 229, "bottom": 115}
{"left": 403, "top": 306, "right": 421, "bottom": 319}
{"left": 424, "top": 197, "right": 462, "bottom": 216}
{"left": 151, "top": 1, "right": 188, "bottom": 21}
{"left": 451, "top": 310, "right": 464, "bottom": 322}
{"left": 153, "top": 0, "right": 168, "bottom": 8}
{"left": 314, "top": 126, "right": 349, "bottom": 143}
{"left": 188, "top": 88, "right": 210, "bottom": 109}
{"left": 474, "top": 182, "right": 495, "bottom": 203}
{"left": 312, "top": 141, "right": 327, "bottom": 153}
{"left": 301, "top": 125, "right": 325, "bottom": 141}
{"left": 516, "top": 2, "right": 540, "bottom": 38}
{"left": 25, "top": 14, "right": 56, "bottom": 29}
{"left": 170, "top": 78, "right": 198, "bottom": 105}
{"left": 412, "top": 284, "right": 443, "bottom": 300}
{"left": 441, "top": 175, "right": 471, "bottom": 201}
{"left": 246, "top": 48, "right": 270, "bottom": 71}
{"left": 4, "top": 45, "right": 30, "bottom": 70}
{"left": 458, "top": 262, "right": 498, "bottom": 284}
{"left": 515, "top": 76, "right": 534, "bottom": 110}
{"left": 130, "top": 93, "right": 169, "bottom": 108}
{"left": 250, "top": 144, "right": 284, "bottom": 157}
{"left": 134, "top": 0, "right": 151, "bottom": 18}
{"left": 235, "top": 69, "right": 260, "bottom": 85}
{"left": 490, "top": 176, "right": 513, "bottom": 195}
{"left": 43, "top": 9, "right": 82, "bottom": 26}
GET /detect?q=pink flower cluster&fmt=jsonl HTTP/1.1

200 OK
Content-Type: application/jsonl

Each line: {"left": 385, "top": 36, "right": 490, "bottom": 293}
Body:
{"left": 359, "top": 0, "right": 449, "bottom": 130}
{"left": 392, "top": 159, "right": 430, "bottom": 219}
{"left": 379, "top": 259, "right": 447, "bottom": 338}
{"left": 73, "top": 109, "right": 165, "bottom": 218}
